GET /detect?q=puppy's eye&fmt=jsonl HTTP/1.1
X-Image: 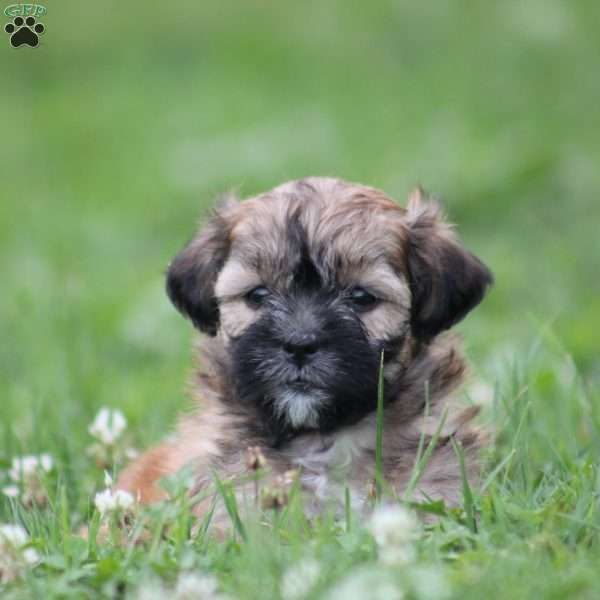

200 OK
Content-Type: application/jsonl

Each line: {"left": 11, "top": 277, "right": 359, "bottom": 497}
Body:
{"left": 349, "top": 287, "right": 378, "bottom": 310}
{"left": 245, "top": 286, "right": 270, "bottom": 307}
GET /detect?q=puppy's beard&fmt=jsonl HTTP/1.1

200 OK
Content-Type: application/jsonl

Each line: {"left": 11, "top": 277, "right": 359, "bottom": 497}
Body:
{"left": 272, "top": 387, "right": 328, "bottom": 429}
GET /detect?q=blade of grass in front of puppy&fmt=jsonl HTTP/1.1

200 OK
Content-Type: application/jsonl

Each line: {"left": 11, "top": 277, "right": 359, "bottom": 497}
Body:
{"left": 480, "top": 449, "right": 516, "bottom": 493}
{"left": 403, "top": 381, "right": 431, "bottom": 503}
{"left": 213, "top": 473, "right": 247, "bottom": 541}
{"left": 375, "top": 351, "right": 385, "bottom": 500}
{"left": 277, "top": 473, "right": 305, "bottom": 533}
{"left": 415, "top": 381, "right": 430, "bottom": 469}
{"left": 451, "top": 436, "right": 477, "bottom": 533}
{"left": 345, "top": 486, "right": 352, "bottom": 532}
{"left": 403, "top": 401, "right": 448, "bottom": 503}
{"left": 195, "top": 496, "right": 218, "bottom": 550}
{"left": 503, "top": 397, "right": 531, "bottom": 487}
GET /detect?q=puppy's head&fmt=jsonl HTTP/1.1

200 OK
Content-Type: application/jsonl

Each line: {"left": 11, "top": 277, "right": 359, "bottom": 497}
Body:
{"left": 167, "top": 178, "right": 492, "bottom": 443}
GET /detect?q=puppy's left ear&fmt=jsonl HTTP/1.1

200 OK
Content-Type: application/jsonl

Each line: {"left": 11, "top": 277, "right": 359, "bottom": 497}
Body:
{"left": 405, "top": 189, "right": 493, "bottom": 340}
{"left": 166, "top": 197, "right": 236, "bottom": 335}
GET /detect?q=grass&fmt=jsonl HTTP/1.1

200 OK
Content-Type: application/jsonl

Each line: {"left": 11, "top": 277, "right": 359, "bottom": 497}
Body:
{"left": 375, "top": 351, "right": 385, "bottom": 500}
{"left": 1, "top": 1, "right": 600, "bottom": 598}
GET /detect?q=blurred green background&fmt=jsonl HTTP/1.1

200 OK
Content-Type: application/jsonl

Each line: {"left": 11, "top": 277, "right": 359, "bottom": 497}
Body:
{"left": 1, "top": 1, "right": 599, "bottom": 454}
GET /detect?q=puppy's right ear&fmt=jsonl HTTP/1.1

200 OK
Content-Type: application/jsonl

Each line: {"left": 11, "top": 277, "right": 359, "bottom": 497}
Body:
{"left": 166, "top": 201, "right": 235, "bottom": 335}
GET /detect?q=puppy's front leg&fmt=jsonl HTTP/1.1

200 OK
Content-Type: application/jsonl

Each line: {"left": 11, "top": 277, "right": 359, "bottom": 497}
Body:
{"left": 116, "top": 443, "right": 175, "bottom": 503}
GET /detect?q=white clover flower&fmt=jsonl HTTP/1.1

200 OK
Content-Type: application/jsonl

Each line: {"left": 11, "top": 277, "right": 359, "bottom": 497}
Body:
{"left": 0, "top": 524, "right": 28, "bottom": 548}
{"left": 9, "top": 456, "right": 38, "bottom": 481}
{"left": 0, "top": 523, "right": 39, "bottom": 584}
{"left": 4, "top": 454, "right": 53, "bottom": 507}
{"left": 174, "top": 571, "right": 227, "bottom": 600}
{"left": 22, "top": 547, "right": 40, "bottom": 566}
{"left": 94, "top": 488, "right": 135, "bottom": 517}
{"left": 135, "top": 577, "right": 167, "bottom": 600}
{"left": 89, "top": 407, "right": 127, "bottom": 445}
{"left": 369, "top": 504, "right": 419, "bottom": 565}
{"left": 39, "top": 453, "right": 53, "bottom": 472}
{"left": 370, "top": 503, "right": 419, "bottom": 546}
{"left": 94, "top": 489, "right": 114, "bottom": 515}
{"left": 113, "top": 489, "right": 135, "bottom": 511}
{"left": 326, "top": 567, "right": 404, "bottom": 600}
{"left": 377, "top": 544, "right": 415, "bottom": 566}
{"left": 135, "top": 572, "right": 229, "bottom": 600}
{"left": 1, "top": 485, "right": 20, "bottom": 498}
{"left": 410, "top": 565, "right": 451, "bottom": 600}
{"left": 281, "top": 558, "right": 322, "bottom": 600}
{"left": 8, "top": 454, "right": 53, "bottom": 482}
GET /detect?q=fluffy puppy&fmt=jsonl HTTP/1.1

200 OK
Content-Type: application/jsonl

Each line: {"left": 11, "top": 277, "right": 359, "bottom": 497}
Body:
{"left": 118, "top": 177, "right": 492, "bottom": 517}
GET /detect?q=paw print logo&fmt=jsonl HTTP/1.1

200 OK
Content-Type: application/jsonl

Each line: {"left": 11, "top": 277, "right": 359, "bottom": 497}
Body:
{"left": 4, "top": 16, "right": 45, "bottom": 48}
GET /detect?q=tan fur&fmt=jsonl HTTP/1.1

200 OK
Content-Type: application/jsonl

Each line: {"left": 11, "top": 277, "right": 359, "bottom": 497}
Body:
{"left": 118, "top": 177, "right": 491, "bottom": 522}
{"left": 117, "top": 444, "right": 173, "bottom": 504}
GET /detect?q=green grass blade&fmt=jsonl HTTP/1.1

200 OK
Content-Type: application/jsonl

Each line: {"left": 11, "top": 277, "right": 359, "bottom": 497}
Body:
{"left": 375, "top": 351, "right": 385, "bottom": 500}
{"left": 451, "top": 436, "right": 477, "bottom": 534}
{"left": 213, "top": 473, "right": 247, "bottom": 541}
{"left": 344, "top": 486, "right": 352, "bottom": 532}
{"left": 403, "top": 399, "right": 447, "bottom": 503}
{"left": 481, "top": 449, "right": 516, "bottom": 493}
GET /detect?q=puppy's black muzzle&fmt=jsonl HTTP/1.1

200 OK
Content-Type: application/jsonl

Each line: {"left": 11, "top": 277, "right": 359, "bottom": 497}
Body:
{"left": 283, "top": 331, "right": 320, "bottom": 366}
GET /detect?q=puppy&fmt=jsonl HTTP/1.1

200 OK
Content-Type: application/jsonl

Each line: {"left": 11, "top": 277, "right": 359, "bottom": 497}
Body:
{"left": 118, "top": 177, "right": 492, "bottom": 517}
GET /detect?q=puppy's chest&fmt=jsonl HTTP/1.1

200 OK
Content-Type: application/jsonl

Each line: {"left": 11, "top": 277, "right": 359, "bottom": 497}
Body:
{"left": 284, "top": 428, "right": 375, "bottom": 512}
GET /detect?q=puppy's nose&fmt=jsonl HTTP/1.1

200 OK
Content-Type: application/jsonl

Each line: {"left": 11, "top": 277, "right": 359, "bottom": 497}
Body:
{"left": 283, "top": 332, "right": 319, "bottom": 364}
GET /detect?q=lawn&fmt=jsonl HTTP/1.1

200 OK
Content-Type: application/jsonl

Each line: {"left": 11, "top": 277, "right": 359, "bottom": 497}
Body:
{"left": 1, "top": 1, "right": 600, "bottom": 598}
